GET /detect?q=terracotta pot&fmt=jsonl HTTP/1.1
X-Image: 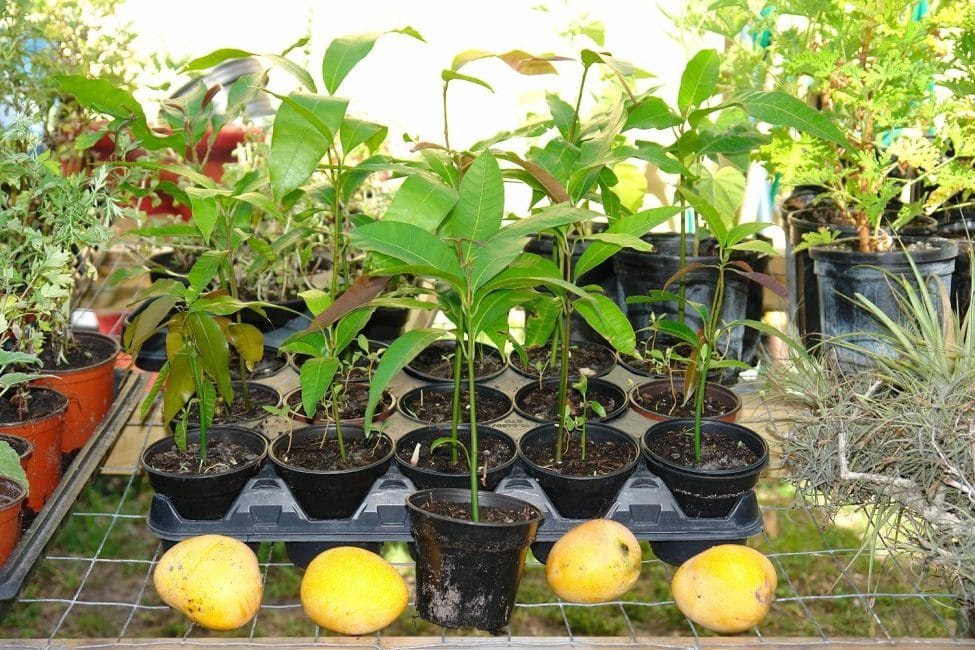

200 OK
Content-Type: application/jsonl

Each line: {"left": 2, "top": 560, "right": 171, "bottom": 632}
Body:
{"left": 0, "top": 433, "right": 33, "bottom": 473}
{"left": 0, "top": 477, "right": 27, "bottom": 566}
{"left": 628, "top": 378, "right": 742, "bottom": 423}
{"left": 0, "top": 387, "right": 68, "bottom": 516}
{"left": 34, "top": 330, "right": 119, "bottom": 459}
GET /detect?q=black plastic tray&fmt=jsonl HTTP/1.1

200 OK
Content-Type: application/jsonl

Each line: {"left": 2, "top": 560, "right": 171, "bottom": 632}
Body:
{"left": 146, "top": 461, "right": 763, "bottom": 548}
{"left": 0, "top": 370, "right": 147, "bottom": 622}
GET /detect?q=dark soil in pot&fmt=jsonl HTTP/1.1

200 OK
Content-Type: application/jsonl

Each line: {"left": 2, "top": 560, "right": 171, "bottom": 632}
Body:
{"left": 519, "top": 431, "right": 636, "bottom": 478}
{"left": 0, "top": 389, "right": 65, "bottom": 423}
{"left": 404, "top": 340, "right": 506, "bottom": 382}
{"left": 509, "top": 340, "right": 616, "bottom": 379}
{"left": 398, "top": 384, "right": 512, "bottom": 425}
{"left": 36, "top": 331, "right": 117, "bottom": 371}
{"left": 228, "top": 346, "right": 288, "bottom": 380}
{"left": 290, "top": 339, "right": 387, "bottom": 382}
{"left": 513, "top": 377, "right": 627, "bottom": 423}
{"left": 145, "top": 439, "right": 263, "bottom": 474}
{"left": 273, "top": 434, "right": 392, "bottom": 472}
{"left": 284, "top": 382, "right": 395, "bottom": 424}
{"left": 394, "top": 425, "right": 517, "bottom": 490}
{"left": 644, "top": 426, "right": 759, "bottom": 471}
{"left": 629, "top": 379, "right": 741, "bottom": 421}
{"left": 184, "top": 381, "right": 279, "bottom": 426}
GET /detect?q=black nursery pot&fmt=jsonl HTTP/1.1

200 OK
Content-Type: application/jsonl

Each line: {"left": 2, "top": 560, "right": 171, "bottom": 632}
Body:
{"left": 518, "top": 423, "right": 640, "bottom": 519}
{"left": 142, "top": 426, "right": 269, "bottom": 520}
{"left": 641, "top": 418, "right": 768, "bottom": 519}
{"left": 407, "top": 488, "right": 543, "bottom": 632}
{"left": 397, "top": 383, "right": 513, "bottom": 426}
{"left": 268, "top": 425, "right": 393, "bottom": 519}
{"left": 394, "top": 425, "right": 518, "bottom": 491}
{"left": 512, "top": 377, "right": 628, "bottom": 423}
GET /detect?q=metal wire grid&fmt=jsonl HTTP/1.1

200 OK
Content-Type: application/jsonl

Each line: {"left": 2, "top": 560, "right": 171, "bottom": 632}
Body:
{"left": 0, "top": 381, "right": 967, "bottom": 649}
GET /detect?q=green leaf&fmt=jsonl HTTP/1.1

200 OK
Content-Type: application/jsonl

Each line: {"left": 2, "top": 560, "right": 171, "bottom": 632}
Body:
{"left": 334, "top": 308, "right": 375, "bottom": 355}
{"left": 442, "top": 151, "right": 504, "bottom": 250}
{"left": 441, "top": 69, "right": 494, "bottom": 93}
{"left": 729, "top": 238, "right": 778, "bottom": 255}
{"left": 299, "top": 289, "right": 332, "bottom": 316}
{"left": 633, "top": 141, "right": 691, "bottom": 175}
{"left": 300, "top": 357, "right": 340, "bottom": 418}
{"left": 269, "top": 93, "right": 349, "bottom": 201}
{"left": 547, "top": 93, "right": 576, "bottom": 137}
{"left": 736, "top": 90, "right": 851, "bottom": 148}
{"left": 420, "top": 149, "right": 459, "bottom": 186}
{"left": 162, "top": 350, "right": 196, "bottom": 430}
{"left": 186, "top": 192, "right": 218, "bottom": 245}
{"left": 580, "top": 49, "right": 635, "bottom": 77}
{"left": 470, "top": 229, "right": 531, "bottom": 291}
{"left": 187, "top": 251, "right": 226, "bottom": 298}
{"left": 188, "top": 312, "right": 232, "bottom": 403}
{"left": 697, "top": 166, "right": 746, "bottom": 220}
{"left": 0, "top": 442, "right": 28, "bottom": 491}
{"left": 502, "top": 204, "right": 600, "bottom": 239}
{"left": 678, "top": 49, "right": 720, "bottom": 114}
{"left": 363, "top": 328, "right": 445, "bottom": 432}
{"left": 382, "top": 174, "right": 458, "bottom": 231}
{"left": 351, "top": 221, "right": 464, "bottom": 283}
{"left": 323, "top": 28, "right": 424, "bottom": 95}
{"left": 654, "top": 318, "right": 701, "bottom": 348}
{"left": 469, "top": 290, "right": 529, "bottom": 339}
{"left": 123, "top": 295, "right": 178, "bottom": 353}
{"left": 339, "top": 119, "right": 388, "bottom": 155}
{"left": 575, "top": 206, "right": 681, "bottom": 276}
{"left": 626, "top": 97, "right": 682, "bottom": 130}
{"left": 574, "top": 293, "right": 636, "bottom": 355}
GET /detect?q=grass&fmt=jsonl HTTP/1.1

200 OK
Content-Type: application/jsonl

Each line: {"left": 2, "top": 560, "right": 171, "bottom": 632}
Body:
{"left": 0, "top": 474, "right": 964, "bottom": 640}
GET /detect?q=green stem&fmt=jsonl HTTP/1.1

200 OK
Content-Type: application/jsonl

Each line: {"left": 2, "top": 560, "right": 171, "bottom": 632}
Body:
{"left": 555, "top": 232, "right": 573, "bottom": 465}
{"left": 328, "top": 148, "right": 344, "bottom": 299}
{"left": 450, "top": 330, "right": 462, "bottom": 465}
{"left": 333, "top": 386, "right": 347, "bottom": 464}
{"left": 464, "top": 333, "right": 479, "bottom": 522}
{"left": 442, "top": 82, "right": 451, "bottom": 152}
{"left": 568, "top": 65, "right": 590, "bottom": 144}
{"left": 223, "top": 203, "right": 251, "bottom": 411}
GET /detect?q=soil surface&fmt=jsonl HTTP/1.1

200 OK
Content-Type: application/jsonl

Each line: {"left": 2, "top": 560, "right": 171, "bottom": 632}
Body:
{"left": 521, "top": 435, "right": 636, "bottom": 477}
{"left": 291, "top": 340, "right": 386, "bottom": 382}
{"left": 229, "top": 348, "right": 287, "bottom": 380}
{"left": 286, "top": 383, "right": 393, "bottom": 422}
{"left": 406, "top": 341, "right": 505, "bottom": 380}
{"left": 0, "top": 388, "right": 67, "bottom": 424}
{"left": 515, "top": 381, "right": 624, "bottom": 422}
{"left": 632, "top": 384, "right": 734, "bottom": 418}
{"left": 419, "top": 498, "right": 537, "bottom": 524}
{"left": 396, "top": 433, "right": 514, "bottom": 475}
{"left": 274, "top": 435, "right": 391, "bottom": 472}
{"left": 399, "top": 387, "right": 510, "bottom": 424}
{"left": 510, "top": 341, "right": 616, "bottom": 379}
{"left": 645, "top": 426, "right": 759, "bottom": 471}
{"left": 38, "top": 333, "right": 116, "bottom": 370}
{"left": 185, "top": 383, "right": 279, "bottom": 425}
{"left": 146, "top": 440, "right": 260, "bottom": 475}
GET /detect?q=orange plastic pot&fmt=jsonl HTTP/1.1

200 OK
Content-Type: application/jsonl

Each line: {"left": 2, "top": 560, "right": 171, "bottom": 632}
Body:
{"left": 0, "top": 388, "right": 68, "bottom": 514}
{"left": 0, "top": 477, "right": 27, "bottom": 566}
{"left": 35, "top": 331, "right": 119, "bottom": 457}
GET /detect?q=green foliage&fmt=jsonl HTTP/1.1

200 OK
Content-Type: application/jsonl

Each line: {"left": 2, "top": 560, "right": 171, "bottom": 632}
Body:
{"left": 0, "top": 441, "right": 28, "bottom": 492}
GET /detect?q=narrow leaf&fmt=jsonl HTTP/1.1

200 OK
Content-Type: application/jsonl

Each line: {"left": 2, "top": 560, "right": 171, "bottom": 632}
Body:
{"left": 300, "top": 358, "right": 340, "bottom": 417}
{"left": 188, "top": 312, "right": 232, "bottom": 403}
{"left": 363, "top": 328, "right": 445, "bottom": 432}
{"left": 678, "top": 49, "right": 720, "bottom": 114}
{"left": 736, "top": 90, "right": 851, "bottom": 148}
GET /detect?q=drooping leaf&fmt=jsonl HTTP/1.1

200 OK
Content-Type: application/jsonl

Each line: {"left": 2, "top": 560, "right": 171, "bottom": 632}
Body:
{"left": 300, "top": 357, "right": 340, "bottom": 418}
{"left": 678, "top": 49, "right": 720, "bottom": 115}
{"left": 162, "top": 349, "right": 196, "bottom": 431}
{"left": 303, "top": 275, "right": 390, "bottom": 333}
{"left": 323, "top": 28, "right": 425, "bottom": 95}
{"left": 228, "top": 323, "right": 264, "bottom": 369}
{"left": 123, "top": 295, "right": 178, "bottom": 353}
{"left": 574, "top": 293, "right": 636, "bottom": 355}
{"left": 187, "top": 312, "right": 232, "bottom": 403}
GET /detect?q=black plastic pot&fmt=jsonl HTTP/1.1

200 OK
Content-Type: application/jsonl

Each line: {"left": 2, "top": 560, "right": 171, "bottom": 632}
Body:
{"left": 403, "top": 340, "right": 507, "bottom": 383}
{"left": 142, "top": 426, "right": 269, "bottom": 520}
{"left": 810, "top": 237, "right": 957, "bottom": 372}
{"left": 183, "top": 381, "right": 281, "bottom": 429}
{"left": 361, "top": 306, "right": 411, "bottom": 342}
{"left": 394, "top": 425, "right": 518, "bottom": 491}
{"left": 228, "top": 345, "right": 288, "bottom": 381}
{"left": 936, "top": 219, "right": 975, "bottom": 319}
{"left": 787, "top": 208, "right": 938, "bottom": 348}
{"left": 406, "top": 488, "right": 543, "bottom": 632}
{"left": 517, "top": 423, "right": 640, "bottom": 519}
{"left": 512, "top": 377, "right": 628, "bottom": 423}
{"left": 237, "top": 295, "right": 306, "bottom": 331}
{"left": 613, "top": 234, "right": 755, "bottom": 383}
{"left": 508, "top": 339, "right": 617, "bottom": 380}
{"left": 628, "top": 378, "right": 742, "bottom": 423}
{"left": 397, "top": 383, "right": 513, "bottom": 426}
{"left": 641, "top": 418, "right": 768, "bottom": 520}
{"left": 269, "top": 425, "right": 393, "bottom": 520}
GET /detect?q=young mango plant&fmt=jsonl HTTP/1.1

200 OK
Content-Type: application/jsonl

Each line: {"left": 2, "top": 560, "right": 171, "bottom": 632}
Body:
{"left": 278, "top": 293, "right": 377, "bottom": 462}
{"left": 123, "top": 255, "right": 266, "bottom": 464}
{"left": 351, "top": 150, "right": 602, "bottom": 520}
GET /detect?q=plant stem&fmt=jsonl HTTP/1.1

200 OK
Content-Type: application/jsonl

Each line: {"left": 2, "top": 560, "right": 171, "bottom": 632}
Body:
{"left": 568, "top": 65, "right": 590, "bottom": 144}
{"left": 464, "top": 334, "right": 479, "bottom": 522}
{"left": 442, "top": 82, "right": 451, "bottom": 152}
{"left": 450, "top": 331, "right": 462, "bottom": 465}
{"left": 555, "top": 232, "right": 573, "bottom": 465}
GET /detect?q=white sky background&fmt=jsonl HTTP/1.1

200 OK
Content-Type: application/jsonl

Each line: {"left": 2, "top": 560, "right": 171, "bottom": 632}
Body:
{"left": 115, "top": 0, "right": 704, "bottom": 153}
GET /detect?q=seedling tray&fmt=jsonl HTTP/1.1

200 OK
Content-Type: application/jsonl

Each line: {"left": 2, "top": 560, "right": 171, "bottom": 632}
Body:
{"left": 145, "top": 461, "right": 762, "bottom": 548}
{"left": 0, "top": 369, "right": 147, "bottom": 622}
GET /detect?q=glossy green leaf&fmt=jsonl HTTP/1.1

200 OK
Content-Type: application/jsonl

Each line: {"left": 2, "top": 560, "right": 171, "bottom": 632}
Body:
{"left": 470, "top": 229, "right": 531, "bottom": 291}
{"left": 300, "top": 357, "right": 340, "bottom": 418}
{"left": 633, "top": 141, "right": 690, "bottom": 175}
{"left": 382, "top": 174, "right": 458, "bottom": 231}
{"left": 188, "top": 312, "right": 232, "bottom": 403}
{"left": 183, "top": 48, "right": 254, "bottom": 71}
{"left": 334, "top": 308, "right": 375, "bottom": 355}
{"left": 736, "top": 90, "right": 851, "bottom": 148}
{"left": 269, "top": 93, "right": 349, "bottom": 201}
{"left": 547, "top": 93, "right": 576, "bottom": 137}
{"left": 123, "top": 295, "right": 177, "bottom": 354}
{"left": 574, "top": 293, "right": 635, "bottom": 355}
{"left": 654, "top": 318, "right": 700, "bottom": 347}
{"left": 420, "top": 149, "right": 459, "bottom": 187}
{"left": 522, "top": 295, "right": 561, "bottom": 348}
{"left": 502, "top": 204, "right": 600, "bottom": 239}
{"left": 441, "top": 151, "right": 504, "bottom": 251}
{"left": 186, "top": 251, "right": 226, "bottom": 299}
{"left": 186, "top": 192, "right": 218, "bottom": 245}
{"left": 339, "top": 118, "right": 388, "bottom": 154}
{"left": 697, "top": 166, "right": 747, "bottom": 220}
{"left": 575, "top": 206, "right": 681, "bottom": 277}
{"left": 363, "top": 328, "right": 445, "bottom": 432}
{"left": 351, "top": 221, "right": 464, "bottom": 282}
{"left": 441, "top": 69, "right": 494, "bottom": 93}
{"left": 729, "top": 238, "right": 779, "bottom": 255}
{"left": 626, "top": 97, "right": 682, "bottom": 130}
{"left": 323, "top": 28, "right": 424, "bottom": 95}
{"left": 299, "top": 289, "right": 332, "bottom": 316}
{"left": 678, "top": 49, "right": 720, "bottom": 114}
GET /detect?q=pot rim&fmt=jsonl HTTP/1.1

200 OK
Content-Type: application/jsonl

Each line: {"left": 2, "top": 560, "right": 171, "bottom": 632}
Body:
{"left": 403, "top": 339, "right": 508, "bottom": 383}
{"left": 397, "top": 382, "right": 513, "bottom": 425}
{"left": 628, "top": 378, "right": 742, "bottom": 420}
{"left": 394, "top": 424, "right": 518, "bottom": 477}
{"left": 517, "top": 422, "right": 640, "bottom": 479}
{"left": 512, "top": 377, "right": 628, "bottom": 423}
{"left": 268, "top": 425, "right": 394, "bottom": 476}
{"left": 40, "top": 329, "right": 120, "bottom": 374}
{"left": 406, "top": 487, "right": 544, "bottom": 526}
{"left": 641, "top": 418, "right": 769, "bottom": 477}
{"left": 0, "top": 475, "right": 28, "bottom": 507}
{"left": 0, "top": 386, "right": 69, "bottom": 427}
{"left": 141, "top": 424, "right": 269, "bottom": 479}
{"left": 507, "top": 339, "right": 618, "bottom": 380}
{"left": 283, "top": 384, "right": 396, "bottom": 425}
